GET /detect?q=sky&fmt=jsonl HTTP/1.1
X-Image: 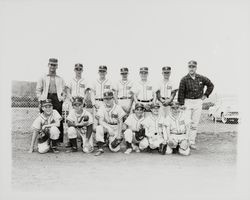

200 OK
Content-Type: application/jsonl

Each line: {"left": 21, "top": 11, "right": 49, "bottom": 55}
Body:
{"left": 0, "top": 0, "right": 249, "bottom": 96}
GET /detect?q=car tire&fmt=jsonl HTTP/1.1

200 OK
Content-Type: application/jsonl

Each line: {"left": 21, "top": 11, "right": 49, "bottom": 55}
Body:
{"left": 221, "top": 113, "right": 228, "bottom": 124}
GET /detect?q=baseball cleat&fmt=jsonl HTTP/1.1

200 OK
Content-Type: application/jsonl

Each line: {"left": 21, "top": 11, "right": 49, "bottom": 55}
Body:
{"left": 190, "top": 144, "right": 197, "bottom": 150}
{"left": 94, "top": 149, "right": 104, "bottom": 156}
{"left": 66, "top": 147, "right": 78, "bottom": 153}
{"left": 51, "top": 147, "right": 60, "bottom": 153}
{"left": 124, "top": 148, "right": 133, "bottom": 154}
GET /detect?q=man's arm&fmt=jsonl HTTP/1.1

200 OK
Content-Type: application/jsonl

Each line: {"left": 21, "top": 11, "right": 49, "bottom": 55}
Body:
{"left": 177, "top": 78, "right": 186, "bottom": 106}
{"left": 203, "top": 76, "right": 214, "bottom": 98}
{"left": 36, "top": 77, "right": 43, "bottom": 101}
{"left": 28, "top": 129, "right": 39, "bottom": 153}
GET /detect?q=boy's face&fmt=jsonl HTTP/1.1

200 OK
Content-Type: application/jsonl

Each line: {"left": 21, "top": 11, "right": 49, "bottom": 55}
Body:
{"left": 171, "top": 106, "right": 181, "bottom": 116}
{"left": 42, "top": 104, "right": 53, "bottom": 115}
{"left": 104, "top": 98, "right": 113, "bottom": 107}
{"left": 134, "top": 107, "right": 144, "bottom": 117}
{"left": 73, "top": 103, "right": 84, "bottom": 112}
{"left": 151, "top": 107, "right": 160, "bottom": 115}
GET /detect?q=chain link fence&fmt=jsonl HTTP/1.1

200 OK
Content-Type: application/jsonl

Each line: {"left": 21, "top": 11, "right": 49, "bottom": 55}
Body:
{"left": 11, "top": 94, "right": 239, "bottom": 135}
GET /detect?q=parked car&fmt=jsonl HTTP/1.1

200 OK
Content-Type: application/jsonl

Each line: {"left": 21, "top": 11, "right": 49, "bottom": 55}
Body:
{"left": 208, "top": 99, "right": 239, "bottom": 124}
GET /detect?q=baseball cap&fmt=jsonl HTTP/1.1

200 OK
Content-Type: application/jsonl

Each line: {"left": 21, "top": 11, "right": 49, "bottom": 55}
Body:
{"left": 99, "top": 65, "right": 107, "bottom": 72}
{"left": 103, "top": 91, "right": 114, "bottom": 99}
{"left": 41, "top": 99, "right": 53, "bottom": 107}
{"left": 134, "top": 103, "right": 145, "bottom": 110}
{"left": 170, "top": 101, "right": 181, "bottom": 109}
{"left": 162, "top": 66, "right": 171, "bottom": 72}
{"left": 74, "top": 63, "right": 83, "bottom": 69}
{"left": 140, "top": 67, "right": 148, "bottom": 73}
{"left": 150, "top": 102, "right": 160, "bottom": 109}
{"left": 49, "top": 58, "right": 58, "bottom": 65}
{"left": 72, "top": 97, "right": 83, "bottom": 105}
{"left": 188, "top": 60, "right": 197, "bottom": 67}
{"left": 120, "top": 67, "right": 129, "bottom": 74}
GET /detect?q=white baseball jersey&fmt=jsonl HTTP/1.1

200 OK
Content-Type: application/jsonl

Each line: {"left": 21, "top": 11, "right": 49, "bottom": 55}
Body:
{"left": 165, "top": 113, "right": 190, "bottom": 134}
{"left": 67, "top": 109, "right": 94, "bottom": 125}
{"left": 116, "top": 80, "right": 133, "bottom": 98}
{"left": 92, "top": 79, "right": 114, "bottom": 99}
{"left": 141, "top": 114, "right": 165, "bottom": 137}
{"left": 131, "top": 80, "right": 155, "bottom": 101}
{"left": 124, "top": 113, "right": 145, "bottom": 132}
{"left": 32, "top": 110, "right": 62, "bottom": 131}
{"left": 156, "top": 79, "right": 177, "bottom": 98}
{"left": 67, "top": 78, "right": 90, "bottom": 98}
{"left": 97, "top": 103, "right": 126, "bottom": 125}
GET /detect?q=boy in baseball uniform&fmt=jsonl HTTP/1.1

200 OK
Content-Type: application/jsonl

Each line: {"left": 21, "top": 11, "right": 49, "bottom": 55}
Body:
{"left": 165, "top": 102, "right": 191, "bottom": 156}
{"left": 66, "top": 97, "right": 94, "bottom": 153}
{"left": 115, "top": 67, "right": 134, "bottom": 116}
{"left": 28, "top": 99, "right": 62, "bottom": 154}
{"left": 95, "top": 91, "right": 126, "bottom": 156}
{"left": 91, "top": 65, "right": 115, "bottom": 110}
{"left": 123, "top": 103, "right": 147, "bottom": 154}
{"left": 141, "top": 102, "right": 166, "bottom": 154}
{"left": 130, "top": 67, "right": 156, "bottom": 117}
{"left": 156, "top": 66, "right": 178, "bottom": 117}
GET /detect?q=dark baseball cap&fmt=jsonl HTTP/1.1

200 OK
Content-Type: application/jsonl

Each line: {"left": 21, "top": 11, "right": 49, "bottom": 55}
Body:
{"left": 41, "top": 99, "right": 53, "bottom": 107}
{"left": 103, "top": 91, "right": 113, "bottom": 99}
{"left": 120, "top": 67, "right": 129, "bottom": 74}
{"left": 140, "top": 67, "right": 148, "bottom": 73}
{"left": 188, "top": 60, "right": 197, "bottom": 67}
{"left": 74, "top": 63, "right": 83, "bottom": 69}
{"left": 99, "top": 65, "right": 107, "bottom": 72}
{"left": 73, "top": 97, "right": 83, "bottom": 105}
{"left": 135, "top": 103, "right": 145, "bottom": 110}
{"left": 49, "top": 58, "right": 58, "bottom": 65}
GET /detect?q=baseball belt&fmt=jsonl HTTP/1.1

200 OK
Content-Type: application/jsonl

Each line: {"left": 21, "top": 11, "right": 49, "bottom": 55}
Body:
{"left": 95, "top": 98, "right": 104, "bottom": 101}
{"left": 108, "top": 122, "right": 118, "bottom": 125}
{"left": 118, "top": 97, "right": 132, "bottom": 100}
{"left": 170, "top": 132, "right": 186, "bottom": 135}
{"left": 137, "top": 99, "right": 153, "bottom": 103}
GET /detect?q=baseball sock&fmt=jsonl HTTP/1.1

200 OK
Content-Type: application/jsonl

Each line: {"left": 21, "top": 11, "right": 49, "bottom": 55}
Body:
{"left": 69, "top": 138, "right": 77, "bottom": 149}
{"left": 96, "top": 141, "right": 104, "bottom": 149}
{"left": 126, "top": 142, "right": 132, "bottom": 149}
{"left": 51, "top": 140, "right": 57, "bottom": 148}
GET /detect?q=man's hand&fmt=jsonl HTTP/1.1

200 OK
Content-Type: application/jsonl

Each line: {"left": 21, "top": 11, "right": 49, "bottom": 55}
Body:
{"left": 162, "top": 98, "right": 171, "bottom": 106}
{"left": 201, "top": 95, "right": 207, "bottom": 100}
{"left": 28, "top": 148, "right": 33, "bottom": 153}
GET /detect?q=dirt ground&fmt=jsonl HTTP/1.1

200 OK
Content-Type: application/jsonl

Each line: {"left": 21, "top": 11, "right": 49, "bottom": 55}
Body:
{"left": 11, "top": 108, "right": 239, "bottom": 199}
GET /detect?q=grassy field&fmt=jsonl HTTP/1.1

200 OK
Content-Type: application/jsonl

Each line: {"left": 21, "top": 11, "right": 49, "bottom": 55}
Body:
{"left": 11, "top": 108, "right": 238, "bottom": 199}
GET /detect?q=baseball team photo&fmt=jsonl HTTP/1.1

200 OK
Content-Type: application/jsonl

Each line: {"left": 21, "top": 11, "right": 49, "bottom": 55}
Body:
{"left": 1, "top": 0, "right": 249, "bottom": 200}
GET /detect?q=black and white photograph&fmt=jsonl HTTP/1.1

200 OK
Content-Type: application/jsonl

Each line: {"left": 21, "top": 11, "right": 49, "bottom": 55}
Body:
{"left": 0, "top": 0, "right": 249, "bottom": 200}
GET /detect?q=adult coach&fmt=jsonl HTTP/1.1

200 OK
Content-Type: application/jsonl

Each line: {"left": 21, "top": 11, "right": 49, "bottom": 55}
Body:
{"left": 178, "top": 60, "right": 214, "bottom": 149}
{"left": 36, "top": 58, "right": 66, "bottom": 143}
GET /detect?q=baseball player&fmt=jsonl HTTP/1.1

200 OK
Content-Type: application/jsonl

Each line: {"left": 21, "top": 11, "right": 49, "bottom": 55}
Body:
{"left": 164, "top": 102, "right": 191, "bottom": 156}
{"left": 130, "top": 67, "right": 156, "bottom": 117}
{"left": 36, "top": 58, "right": 65, "bottom": 144}
{"left": 91, "top": 65, "right": 115, "bottom": 110}
{"left": 156, "top": 66, "right": 178, "bottom": 117}
{"left": 123, "top": 103, "right": 147, "bottom": 154}
{"left": 140, "top": 102, "right": 166, "bottom": 154}
{"left": 66, "top": 97, "right": 94, "bottom": 153}
{"left": 95, "top": 91, "right": 126, "bottom": 156}
{"left": 115, "top": 67, "right": 134, "bottom": 116}
{"left": 178, "top": 60, "right": 214, "bottom": 149}
{"left": 28, "top": 99, "right": 62, "bottom": 154}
